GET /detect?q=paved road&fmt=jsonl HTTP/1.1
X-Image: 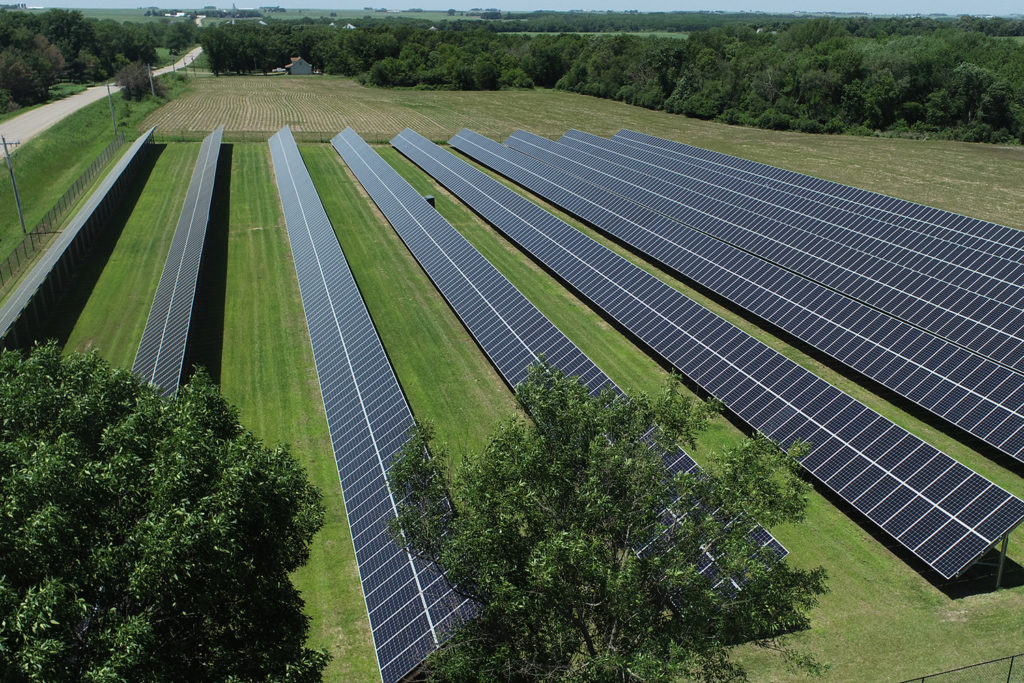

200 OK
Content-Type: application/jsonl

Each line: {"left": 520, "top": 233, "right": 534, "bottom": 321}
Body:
{"left": 0, "top": 46, "right": 203, "bottom": 147}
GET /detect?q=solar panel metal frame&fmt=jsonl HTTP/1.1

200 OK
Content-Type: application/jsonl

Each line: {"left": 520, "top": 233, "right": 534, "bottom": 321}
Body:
{"left": 0, "top": 128, "right": 156, "bottom": 346}
{"left": 487, "top": 129, "right": 1024, "bottom": 464}
{"left": 268, "top": 126, "right": 469, "bottom": 683}
{"left": 555, "top": 130, "right": 1024, "bottom": 375}
{"left": 391, "top": 127, "right": 1024, "bottom": 581}
{"left": 132, "top": 126, "right": 223, "bottom": 397}
{"left": 614, "top": 129, "right": 1024, "bottom": 267}
{"left": 331, "top": 126, "right": 786, "bottom": 594}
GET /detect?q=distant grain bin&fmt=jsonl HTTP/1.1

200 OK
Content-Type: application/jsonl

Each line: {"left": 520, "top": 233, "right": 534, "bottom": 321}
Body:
{"left": 285, "top": 57, "right": 312, "bottom": 75}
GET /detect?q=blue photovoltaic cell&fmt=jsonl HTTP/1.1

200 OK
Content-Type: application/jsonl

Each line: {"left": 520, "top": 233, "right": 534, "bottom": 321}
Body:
{"left": 558, "top": 130, "right": 1024, "bottom": 375}
{"left": 332, "top": 127, "right": 786, "bottom": 594}
{"left": 133, "top": 126, "right": 223, "bottom": 397}
{"left": 268, "top": 127, "right": 469, "bottom": 683}
{"left": 614, "top": 129, "right": 1024, "bottom": 270}
{"left": 392, "top": 128, "right": 1024, "bottom": 581}
{"left": 483, "top": 129, "right": 1024, "bottom": 463}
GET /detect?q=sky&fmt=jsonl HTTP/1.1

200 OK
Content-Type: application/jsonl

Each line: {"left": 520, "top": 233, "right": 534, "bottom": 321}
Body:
{"left": 34, "top": 1, "right": 1024, "bottom": 18}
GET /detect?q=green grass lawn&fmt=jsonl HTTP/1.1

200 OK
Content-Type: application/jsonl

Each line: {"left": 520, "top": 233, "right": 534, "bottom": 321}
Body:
{"left": 208, "top": 144, "right": 379, "bottom": 683}
{"left": 301, "top": 144, "right": 518, "bottom": 462}
{"left": 61, "top": 143, "right": 198, "bottom": 363}
{"left": 39, "top": 71, "right": 1024, "bottom": 681}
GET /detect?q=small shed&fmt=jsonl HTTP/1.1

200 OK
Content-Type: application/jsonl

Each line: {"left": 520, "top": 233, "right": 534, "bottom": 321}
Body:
{"left": 285, "top": 57, "right": 312, "bottom": 75}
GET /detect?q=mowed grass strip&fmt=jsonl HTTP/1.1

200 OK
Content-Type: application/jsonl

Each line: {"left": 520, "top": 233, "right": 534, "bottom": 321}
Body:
{"left": 62, "top": 143, "right": 199, "bottom": 366}
{"left": 300, "top": 144, "right": 517, "bottom": 461}
{"left": 374, "top": 144, "right": 1024, "bottom": 681}
{"left": 142, "top": 76, "right": 1024, "bottom": 231}
{"left": 210, "top": 143, "right": 378, "bottom": 683}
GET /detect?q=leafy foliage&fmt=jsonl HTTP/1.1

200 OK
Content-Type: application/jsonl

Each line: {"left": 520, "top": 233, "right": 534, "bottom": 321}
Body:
{"left": 0, "top": 9, "right": 197, "bottom": 110}
{"left": 0, "top": 344, "right": 328, "bottom": 682}
{"left": 116, "top": 60, "right": 166, "bottom": 100}
{"left": 389, "top": 364, "right": 827, "bottom": 681}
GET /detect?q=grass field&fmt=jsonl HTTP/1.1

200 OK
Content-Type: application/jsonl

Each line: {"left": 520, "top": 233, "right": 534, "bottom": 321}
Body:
{"left": 144, "top": 76, "right": 1024, "bottom": 233}
{"left": 44, "top": 76, "right": 1024, "bottom": 681}
{"left": 61, "top": 144, "right": 198, "bottom": 361}
{"left": 0, "top": 78, "right": 191, "bottom": 265}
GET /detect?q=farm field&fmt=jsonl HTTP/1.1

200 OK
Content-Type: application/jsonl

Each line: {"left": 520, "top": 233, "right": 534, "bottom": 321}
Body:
{"left": 41, "top": 78, "right": 1024, "bottom": 682}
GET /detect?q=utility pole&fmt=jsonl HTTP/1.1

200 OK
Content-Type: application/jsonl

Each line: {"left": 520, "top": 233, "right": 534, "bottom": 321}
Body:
{"left": 2, "top": 135, "right": 27, "bottom": 235}
{"left": 105, "top": 81, "right": 117, "bottom": 138}
{"left": 147, "top": 63, "right": 155, "bottom": 96}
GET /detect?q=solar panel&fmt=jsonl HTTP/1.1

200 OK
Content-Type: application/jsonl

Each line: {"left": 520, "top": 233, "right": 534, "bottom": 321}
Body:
{"left": 554, "top": 130, "right": 1024, "bottom": 375}
{"left": 603, "top": 133, "right": 1024, "bottom": 312}
{"left": 133, "top": 126, "right": 223, "bottom": 397}
{"left": 614, "top": 129, "right": 1024, "bottom": 267}
{"left": 0, "top": 128, "right": 157, "bottom": 348}
{"left": 485, "top": 129, "right": 1024, "bottom": 464}
{"left": 268, "top": 126, "right": 469, "bottom": 683}
{"left": 331, "top": 127, "right": 786, "bottom": 594}
{"left": 392, "top": 127, "right": 1024, "bottom": 581}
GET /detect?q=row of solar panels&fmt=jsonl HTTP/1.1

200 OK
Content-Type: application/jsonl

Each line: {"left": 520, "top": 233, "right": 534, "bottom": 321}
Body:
{"left": 391, "top": 127, "right": 1024, "bottom": 585}
{"left": 331, "top": 126, "right": 786, "bottom": 597}
{"left": 268, "top": 127, "right": 469, "bottom": 683}
{"left": 133, "top": 126, "right": 224, "bottom": 396}
{"left": 597, "top": 130, "right": 1024, "bottom": 377}
{"left": 453, "top": 130, "right": 1024, "bottom": 465}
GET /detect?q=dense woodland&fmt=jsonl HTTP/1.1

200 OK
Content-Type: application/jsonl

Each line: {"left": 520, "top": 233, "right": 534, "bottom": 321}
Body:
{"left": 200, "top": 17, "right": 1024, "bottom": 144}
{"left": 0, "top": 10, "right": 196, "bottom": 110}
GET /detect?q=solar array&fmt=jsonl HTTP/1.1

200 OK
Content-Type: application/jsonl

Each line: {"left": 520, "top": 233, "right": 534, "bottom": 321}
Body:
{"left": 392, "top": 127, "right": 1024, "bottom": 580}
{"left": 331, "top": 127, "right": 785, "bottom": 593}
{"left": 556, "top": 130, "right": 1024, "bottom": 375}
{"left": 614, "top": 129, "right": 1024, "bottom": 267}
{"left": 475, "top": 129, "right": 1024, "bottom": 464}
{"left": 0, "top": 128, "right": 156, "bottom": 347}
{"left": 133, "top": 126, "right": 223, "bottom": 397}
{"left": 268, "top": 126, "right": 468, "bottom": 683}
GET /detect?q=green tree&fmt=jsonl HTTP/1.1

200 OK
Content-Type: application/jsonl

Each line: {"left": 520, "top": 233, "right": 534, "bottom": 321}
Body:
{"left": 390, "top": 363, "right": 827, "bottom": 682}
{"left": 116, "top": 60, "right": 165, "bottom": 100}
{"left": 0, "top": 344, "right": 328, "bottom": 682}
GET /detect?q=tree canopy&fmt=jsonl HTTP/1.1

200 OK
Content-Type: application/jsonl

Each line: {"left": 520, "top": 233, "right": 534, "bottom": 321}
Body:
{"left": 389, "top": 364, "right": 828, "bottom": 681}
{"left": 0, "top": 344, "right": 328, "bottom": 682}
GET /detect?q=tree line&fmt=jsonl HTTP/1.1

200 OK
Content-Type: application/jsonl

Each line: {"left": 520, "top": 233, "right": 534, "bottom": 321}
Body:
{"left": 201, "top": 17, "right": 1024, "bottom": 144}
{"left": 0, "top": 9, "right": 197, "bottom": 110}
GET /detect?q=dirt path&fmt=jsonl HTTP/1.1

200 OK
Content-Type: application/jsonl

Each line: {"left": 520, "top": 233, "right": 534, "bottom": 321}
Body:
{"left": 0, "top": 46, "right": 203, "bottom": 146}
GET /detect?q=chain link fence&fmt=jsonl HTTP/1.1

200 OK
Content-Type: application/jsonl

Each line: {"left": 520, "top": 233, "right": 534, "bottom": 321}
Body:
{"left": 902, "top": 653, "right": 1023, "bottom": 683}
{"left": 0, "top": 132, "right": 125, "bottom": 289}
